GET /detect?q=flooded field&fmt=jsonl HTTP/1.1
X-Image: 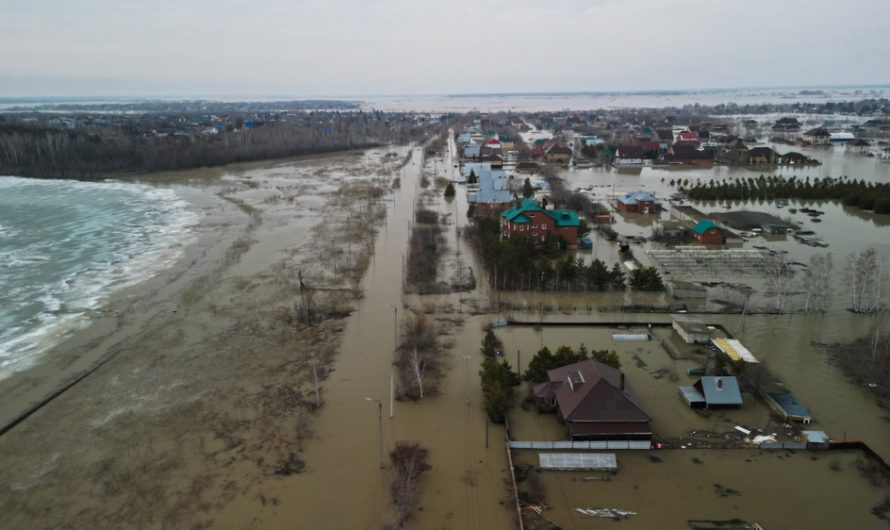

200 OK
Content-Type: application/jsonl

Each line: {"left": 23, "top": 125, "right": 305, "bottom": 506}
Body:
{"left": 514, "top": 449, "right": 890, "bottom": 530}
{"left": 1, "top": 126, "right": 889, "bottom": 530}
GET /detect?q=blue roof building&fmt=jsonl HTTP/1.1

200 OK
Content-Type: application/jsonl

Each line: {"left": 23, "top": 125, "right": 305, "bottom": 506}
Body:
{"left": 680, "top": 376, "right": 743, "bottom": 408}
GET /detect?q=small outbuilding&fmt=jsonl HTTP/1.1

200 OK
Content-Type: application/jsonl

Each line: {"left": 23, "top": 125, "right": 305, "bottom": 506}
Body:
{"left": 691, "top": 220, "right": 725, "bottom": 245}
{"left": 680, "top": 376, "right": 743, "bottom": 409}
{"left": 672, "top": 315, "right": 711, "bottom": 344}
{"left": 665, "top": 280, "right": 707, "bottom": 299}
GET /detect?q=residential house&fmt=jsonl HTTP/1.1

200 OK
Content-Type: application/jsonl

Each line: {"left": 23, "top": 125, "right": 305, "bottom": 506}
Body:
{"left": 463, "top": 145, "right": 481, "bottom": 159}
{"left": 469, "top": 168, "right": 512, "bottom": 213}
{"left": 544, "top": 145, "right": 572, "bottom": 163}
{"left": 847, "top": 139, "right": 871, "bottom": 153}
{"left": 803, "top": 128, "right": 831, "bottom": 145}
{"left": 499, "top": 198, "right": 580, "bottom": 248}
{"left": 772, "top": 117, "right": 801, "bottom": 132}
{"left": 665, "top": 143, "right": 714, "bottom": 165}
{"left": 617, "top": 191, "right": 661, "bottom": 214}
{"left": 680, "top": 377, "right": 743, "bottom": 409}
{"left": 614, "top": 144, "right": 644, "bottom": 166}
{"left": 674, "top": 131, "right": 700, "bottom": 145}
{"left": 691, "top": 219, "right": 725, "bottom": 244}
{"left": 515, "top": 161, "right": 540, "bottom": 173}
{"left": 672, "top": 315, "right": 711, "bottom": 344}
{"left": 532, "top": 359, "right": 652, "bottom": 441}
{"left": 780, "top": 151, "right": 818, "bottom": 165}
{"left": 746, "top": 146, "right": 779, "bottom": 165}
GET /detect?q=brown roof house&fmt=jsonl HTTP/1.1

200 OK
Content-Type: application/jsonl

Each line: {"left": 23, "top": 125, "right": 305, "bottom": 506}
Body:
{"left": 533, "top": 359, "right": 652, "bottom": 440}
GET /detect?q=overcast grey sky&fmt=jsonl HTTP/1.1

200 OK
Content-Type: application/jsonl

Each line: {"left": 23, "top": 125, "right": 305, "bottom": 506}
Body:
{"left": 1, "top": 0, "right": 888, "bottom": 97}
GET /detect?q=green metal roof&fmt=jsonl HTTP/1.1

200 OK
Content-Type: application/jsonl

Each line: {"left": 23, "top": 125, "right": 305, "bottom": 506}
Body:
{"left": 500, "top": 199, "right": 579, "bottom": 227}
{"left": 692, "top": 219, "right": 718, "bottom": 235}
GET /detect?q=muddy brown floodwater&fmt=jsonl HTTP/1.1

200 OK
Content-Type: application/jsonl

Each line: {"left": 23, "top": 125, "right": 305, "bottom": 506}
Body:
{"left": 2, "top": 132, "right": 890, "bottom": 530}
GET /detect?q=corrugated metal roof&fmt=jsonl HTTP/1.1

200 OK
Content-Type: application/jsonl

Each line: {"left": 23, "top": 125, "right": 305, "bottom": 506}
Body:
{"left": 538, "top": 452, "right": 617, "bottom": 471}
{"left": 712, "top": 338, "right": 759, "bottom": 364}
{"left": 692, "top": 219, "right": 718, "bottom": 235}
{"left": 680, "top": 385, "right": 706, "bottom": 405}
{"left": 766, "top": 392, "right": 812, "bottom": 420}
{"left": 699, "top": 376, "right": 742, "bottom": 406}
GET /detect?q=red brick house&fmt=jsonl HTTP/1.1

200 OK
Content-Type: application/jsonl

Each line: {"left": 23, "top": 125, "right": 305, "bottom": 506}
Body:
{"left": 499, "top": 198, "right": 580, "bottom": 248}
{"left": 692, "top": 220, "right": 724, "bottom": 244}
{"left": 617, "top": 191, "right": 661, "bottom": 214}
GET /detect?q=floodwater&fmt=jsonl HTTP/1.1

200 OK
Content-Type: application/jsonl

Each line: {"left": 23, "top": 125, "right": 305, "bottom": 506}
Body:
{"left": 266, "top": 131, "right": 890, "bottom": 529}
{"left": 232, "top": 145, "right": 515, "bottom": 529}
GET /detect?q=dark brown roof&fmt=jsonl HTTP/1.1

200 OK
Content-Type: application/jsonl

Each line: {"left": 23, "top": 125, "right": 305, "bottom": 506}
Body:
{"left": 668, "top": 144, "right": 713, "bottom": 161}
{"left": 544, "top": 359, "right": 650, "bottom": 424}
{"left": 567, "top": 421, "right": 652, "bottom": 437}
{"left": 616, "top": 144, "right": 643, "bottom": 158}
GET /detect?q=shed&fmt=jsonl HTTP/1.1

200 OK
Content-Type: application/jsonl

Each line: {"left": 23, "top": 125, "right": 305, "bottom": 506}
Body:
{"left": 763, "top": 391, "right": 813, "bottom": 423}
{"left": 711, "top": 338, "right": 759, "bottom": 364}
{"left": 672, "top": 315, "right": 711, "bottom": 344}
{"left": 802, "top": 430, "right": 830, "bottom": 449}
{"left": 680, "top": 376, "right": 743, "bottom": 408}
{"left": 692, "top": 220, "right": 725, "bottom": 245}
{"left": 665, "top": 280, "right": 707, "bottom": 299}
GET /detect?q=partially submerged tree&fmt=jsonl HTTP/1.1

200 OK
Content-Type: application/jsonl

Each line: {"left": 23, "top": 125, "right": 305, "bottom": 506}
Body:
{"left": 396, "top": 314, "right": 441, "bottom": 400}
{"left": 385, "top": 441, "right": 431, "bottom": 528}
{"left": 801, "top": 253, "right": 833, "bottom": 313}
{"left": 846, "top": 248, "right": 888, "bottom": 313}
{"left": 481, "top": 328, "right": 503, "bottom": 358}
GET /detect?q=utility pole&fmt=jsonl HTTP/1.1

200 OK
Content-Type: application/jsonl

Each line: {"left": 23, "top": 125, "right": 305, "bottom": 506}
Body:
{"left": 389, "top": 367, "right": 395, "bottom": 419}
{"left": 463, "top": 355, "right": 470, "bottom": 405}
{"left": 311, "top": 360, "right": 320, "bottom": 408}
{"left": 365, "top": 397, "right": 384, "bottom": 469}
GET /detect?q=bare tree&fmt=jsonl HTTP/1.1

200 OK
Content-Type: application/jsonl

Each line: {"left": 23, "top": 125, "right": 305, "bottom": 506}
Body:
{"left": 765, "top": 251, "right": 794, "bottom": 312}
{"left": 802, "top": 253, "right": 833, "bottom": 313}
{"left": 846, "top": 248, "right": 888, "bottom": 313}
{"left": 396, "top": 314, "right": 441, "bottom": 400}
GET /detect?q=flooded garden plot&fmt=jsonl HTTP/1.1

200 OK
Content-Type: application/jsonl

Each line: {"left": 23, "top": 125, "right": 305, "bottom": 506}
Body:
{"left": 513, "top": 448, "right": 890, "bottom": 530}
{"left": 494, "top": 325, "right": 775, "bottom": 443}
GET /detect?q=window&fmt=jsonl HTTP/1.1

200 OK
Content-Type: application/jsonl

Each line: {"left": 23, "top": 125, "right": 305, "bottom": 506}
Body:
{"left": 542, "top": 223, "right": 547, "bottom": 229}
{"left": 532, "top": 224, "right": 538, "bottom": 229}
{"left": 541, "top": 235, "right": 545, "bottom": 242}
{"left": 519, "top": 225, "right": 524, "bottom": 232}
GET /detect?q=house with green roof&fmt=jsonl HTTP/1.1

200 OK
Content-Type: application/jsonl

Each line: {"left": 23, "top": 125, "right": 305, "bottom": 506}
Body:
{"left": 499, "top": 198, "right": 580, "bottom": 248}
{"left": 692, "top": 219, "right": 724, "bottom": 244}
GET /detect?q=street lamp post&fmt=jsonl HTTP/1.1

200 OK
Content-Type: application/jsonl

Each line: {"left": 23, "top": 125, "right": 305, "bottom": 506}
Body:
{"left": 365, "top": 397, "right": 384, "bottom": 469}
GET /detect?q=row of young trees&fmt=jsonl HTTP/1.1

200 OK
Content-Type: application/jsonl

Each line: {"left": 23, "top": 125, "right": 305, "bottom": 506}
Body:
{"left": 479, "top": 330, "right": 520, "bottom": 423}
{"left": 523, "top": 344, "right": 620, "bottom": 384}
{"left": 405, "top": 208, "right": 445, "bottom": 294}
{"left": 679, "top": 176, "right": 890, "bottom": 213}
{"left": 468, "top": 215, "right": 627, "bottom": 291}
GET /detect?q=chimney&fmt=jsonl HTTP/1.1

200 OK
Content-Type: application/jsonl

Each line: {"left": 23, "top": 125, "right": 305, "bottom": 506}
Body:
{"left": 716, "top": 377, "right": 723, "bottom": 390}
{"left": 619, "top": 373, "right": 625, "bottom": 391}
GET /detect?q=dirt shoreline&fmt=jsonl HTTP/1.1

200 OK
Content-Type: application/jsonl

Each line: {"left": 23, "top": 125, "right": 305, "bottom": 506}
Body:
{"left": 0, "top": 147, "right": 404, "bottom": 529}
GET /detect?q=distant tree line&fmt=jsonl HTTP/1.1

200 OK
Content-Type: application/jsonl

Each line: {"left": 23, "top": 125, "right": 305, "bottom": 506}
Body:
{"left": 680, "top": 175, "right": 890, "bottom": 214}
{"left": 0, "top": 114, "right": 442, "bottom": 179}
{"left": 688, "top": 98, "right": 890, "bottom": 117}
